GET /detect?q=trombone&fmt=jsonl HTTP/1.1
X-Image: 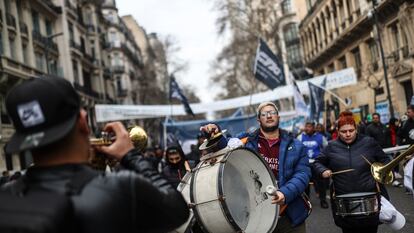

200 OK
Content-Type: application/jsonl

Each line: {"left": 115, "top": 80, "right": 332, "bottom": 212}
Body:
{"left": 370, "top": 144, "right": 414, "bottom": 184}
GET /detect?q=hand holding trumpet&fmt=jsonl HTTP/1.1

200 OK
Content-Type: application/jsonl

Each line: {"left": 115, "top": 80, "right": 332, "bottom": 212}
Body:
{"left": 93, "top": 122, "right": 135, "bottom": 161}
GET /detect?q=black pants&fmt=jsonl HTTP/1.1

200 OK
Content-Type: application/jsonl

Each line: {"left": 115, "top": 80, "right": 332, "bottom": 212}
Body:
{"left": 341, "top": 226, "right": 378, "bottom": 233}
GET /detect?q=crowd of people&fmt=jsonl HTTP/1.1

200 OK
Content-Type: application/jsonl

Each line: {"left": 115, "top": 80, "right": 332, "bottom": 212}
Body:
{"left": 0, "top": 75, "right": 413, "bottom": 233}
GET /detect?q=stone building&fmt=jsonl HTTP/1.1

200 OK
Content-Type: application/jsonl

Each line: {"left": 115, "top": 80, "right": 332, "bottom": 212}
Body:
{"left": 0, "top": 0, "right": 147, "bottom": 170}
{"left": 300, "top": 0, "right": 414, "bottom": 121}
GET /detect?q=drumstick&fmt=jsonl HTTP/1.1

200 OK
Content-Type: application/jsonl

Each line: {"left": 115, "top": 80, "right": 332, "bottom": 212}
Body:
{"left": 331, "top": 168, "right": 355, "bottom": 175}
{"left": 361, "top": 155, "right": 372, "bottom": 165}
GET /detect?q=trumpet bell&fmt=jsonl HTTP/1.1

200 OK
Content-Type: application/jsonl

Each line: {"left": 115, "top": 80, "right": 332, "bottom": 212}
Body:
{"left": 371, "top": 162, "right": 394, "bottom": 184}
{"left": 128, "top": 126, "right": 148, "bottom": 151}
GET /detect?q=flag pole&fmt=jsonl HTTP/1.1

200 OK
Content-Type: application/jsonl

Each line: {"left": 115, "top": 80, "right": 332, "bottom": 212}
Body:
{"left": 308, "top": 81, "right": 349, "bottom": 106}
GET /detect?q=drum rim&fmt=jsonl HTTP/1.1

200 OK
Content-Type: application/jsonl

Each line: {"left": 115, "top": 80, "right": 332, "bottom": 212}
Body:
{"left": 217, "top": 147, "right": 279, "bottom": 232}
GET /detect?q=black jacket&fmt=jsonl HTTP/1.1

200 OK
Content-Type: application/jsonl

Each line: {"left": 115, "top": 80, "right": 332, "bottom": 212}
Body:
{"left": 397, "top": 118, "right": 414, "bottom": 145}
{"left": 314, "top": 134, "right": 390, "bottom": 196}
{"left": 2, "top": 150, "right": 189, "bottom": 233}
{"left": 365, "top": 122, "right": 391, "bottom": 148}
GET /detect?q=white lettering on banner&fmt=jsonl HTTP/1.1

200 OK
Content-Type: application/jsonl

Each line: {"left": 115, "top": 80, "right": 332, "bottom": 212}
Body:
{"left": 258, "top": 51, "right": 282, "bottom": 77}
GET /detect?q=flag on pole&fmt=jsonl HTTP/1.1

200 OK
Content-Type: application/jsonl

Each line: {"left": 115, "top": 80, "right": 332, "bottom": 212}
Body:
{"left": 290, "top": 73, "right": 308, "bottom": 117}
{"left": 308, "top": 77, "right": 327, "bottom": 121}
{"left": 253, "top": 38, "right": 286, "bottom": 89}
{"left": 169, "top": 76, "right": 195, "bottom": 116}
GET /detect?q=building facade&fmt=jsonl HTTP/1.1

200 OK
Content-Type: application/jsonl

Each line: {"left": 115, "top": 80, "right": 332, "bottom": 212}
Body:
{"left": 300, "top": 0, "right": 414, "bottom": 122}
{"left": 0, "top": 0, "right": 150, "bottom": 170}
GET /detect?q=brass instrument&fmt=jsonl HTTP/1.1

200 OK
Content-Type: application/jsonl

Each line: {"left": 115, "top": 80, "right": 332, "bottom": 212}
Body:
{"left": 371, "top": 144, "right": 414, "bottom": 184}
{"left": 89, "top": 126, "right": 148, "bottom": 170}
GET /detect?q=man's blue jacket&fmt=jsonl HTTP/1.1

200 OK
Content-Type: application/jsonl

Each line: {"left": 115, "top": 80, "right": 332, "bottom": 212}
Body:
{"left": 237, "top": 129, "right": 311, "bottom": 226}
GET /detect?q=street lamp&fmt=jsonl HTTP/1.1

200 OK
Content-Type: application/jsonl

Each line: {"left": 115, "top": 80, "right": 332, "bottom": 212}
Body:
{"left": 368, "top": 0, "right": 395, "bottom": 117}
{"left": 45, "top": 32, "right": 63, "bottom": 74}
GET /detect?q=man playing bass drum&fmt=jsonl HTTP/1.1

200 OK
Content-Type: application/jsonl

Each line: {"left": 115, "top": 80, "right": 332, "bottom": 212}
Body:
{"left": 202, "top": 101, "right": 311, "bottom": 233}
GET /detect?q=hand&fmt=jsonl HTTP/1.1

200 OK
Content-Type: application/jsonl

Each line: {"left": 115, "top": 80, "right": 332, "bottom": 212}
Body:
{"left": 200, "top": 124, "right": 220, "bottom": 138}
{"left": 322, "top": 169, "right": 332, "bottom": 178}
{"left": 271, "top": 191, "right": 285, "bottom": 205}
{"left": 94, "top": 122, "right": 134, "bottom": 161}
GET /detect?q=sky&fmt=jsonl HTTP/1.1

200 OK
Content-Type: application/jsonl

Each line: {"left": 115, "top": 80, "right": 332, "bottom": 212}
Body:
{"left": 116, "top": 0, "right": 227, "bottom": 103}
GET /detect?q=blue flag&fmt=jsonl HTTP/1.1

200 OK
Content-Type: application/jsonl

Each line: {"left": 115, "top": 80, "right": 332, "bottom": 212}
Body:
{"left": 169, "top": 76, "right": 195, "bottom": 116}
{"left": 308, "top": 77, "right": 327, "bottom": 121}
{"left": 253, "top": 38, "right": 285, "bottom": 89}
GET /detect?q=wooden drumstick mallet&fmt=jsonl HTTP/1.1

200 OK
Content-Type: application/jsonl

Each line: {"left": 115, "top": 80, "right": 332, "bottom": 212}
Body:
{"left": 331, "top": 168, "right": 355, "bottom": 175}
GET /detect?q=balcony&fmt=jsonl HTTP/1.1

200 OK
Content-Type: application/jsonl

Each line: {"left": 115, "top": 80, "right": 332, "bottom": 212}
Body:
{"left": 73, "top": 82, "right": 100, "bottom": 99}
{"left": 70, "top": 39, "right": 82, "bottom": 52}
{"left": 32, "top": 30, "right": 58, "bottom": 51}
{"left": 371, "top": 61, "right": 379, "bottom": 72}
{"left": 112, "top": 65, "right": 125, "bottom": 73}
{"left": 402, "top": 45, "right": 409, "bottom": 59}
{"left": 117, "top": 89, "right": 128, "bottom": 97}
{"left": 6, "top": 13, "right": 16, "bottom": 29}
{"left": 20, "top": 22, "right": 28, "bottom": 35}
{"left": 38, "top": 0, "right": 62, "bottom": 14}
{"left": 85, "top": 24, "right": 96, "bottom": 33}
{"left": 65, "top": 0, "right": 77, "bottom": 12}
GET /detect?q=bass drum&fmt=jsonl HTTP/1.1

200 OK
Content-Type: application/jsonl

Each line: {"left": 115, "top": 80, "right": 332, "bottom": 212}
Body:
{"left": 190, "top": 147, "right": 279, "bottom": 233}
{"left": 170, "top": 172, "right": 194, "bottom": 233}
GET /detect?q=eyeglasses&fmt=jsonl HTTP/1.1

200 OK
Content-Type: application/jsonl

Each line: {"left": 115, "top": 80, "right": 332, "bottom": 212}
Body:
{"left": 260, "top": 110, "right": 278, "bottom": 117}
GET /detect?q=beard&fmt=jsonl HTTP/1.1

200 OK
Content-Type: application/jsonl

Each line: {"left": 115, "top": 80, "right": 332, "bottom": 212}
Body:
{"left": 261, "top": 123, "right": 279, "bottom": 132}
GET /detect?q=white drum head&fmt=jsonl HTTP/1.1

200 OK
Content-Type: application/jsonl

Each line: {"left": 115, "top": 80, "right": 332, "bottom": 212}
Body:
{"left": 219, "top": 148, "right": 278, "bottom": 233}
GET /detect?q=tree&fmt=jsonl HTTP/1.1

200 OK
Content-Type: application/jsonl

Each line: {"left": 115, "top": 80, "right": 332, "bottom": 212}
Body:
{"left": 211, "top": 0, "right": 284, "bottom": 102}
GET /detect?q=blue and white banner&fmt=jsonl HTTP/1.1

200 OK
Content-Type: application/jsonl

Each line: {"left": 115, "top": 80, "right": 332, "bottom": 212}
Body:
{"left": 253, "top": 38, "right": 285, "bottom": 89}
{"left": 95, "top": 68, "right": 356, "bottom": 122}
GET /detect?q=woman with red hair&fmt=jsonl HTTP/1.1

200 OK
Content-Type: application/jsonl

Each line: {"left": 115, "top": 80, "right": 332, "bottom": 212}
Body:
{"left": 313, "top": 111, "right": 390, "bottom": 233}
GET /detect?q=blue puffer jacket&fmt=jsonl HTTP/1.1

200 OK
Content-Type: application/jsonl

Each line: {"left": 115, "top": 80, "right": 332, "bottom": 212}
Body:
{"left": 237, "top": 129, "right": 311, "bottom": 226}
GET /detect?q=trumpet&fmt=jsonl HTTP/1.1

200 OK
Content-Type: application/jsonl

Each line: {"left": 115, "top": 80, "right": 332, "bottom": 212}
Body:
{"left": 90, "top": 125, "right": 148, "bottom": 151}
{"left": 89, "top": 126, "right": 148, "bottom": 171}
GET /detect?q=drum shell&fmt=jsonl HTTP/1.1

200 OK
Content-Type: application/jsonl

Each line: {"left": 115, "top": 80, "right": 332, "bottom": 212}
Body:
{"left": 334, "top": 192, "right": 379, "bottom": 217}
{"left": 191, "top": 148, "right": 278, "bottom": 233}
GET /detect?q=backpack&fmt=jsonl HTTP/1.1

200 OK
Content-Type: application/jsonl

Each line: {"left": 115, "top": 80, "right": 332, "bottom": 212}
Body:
{"left": 0, "top": 168, "right": 99, "bottom": 233}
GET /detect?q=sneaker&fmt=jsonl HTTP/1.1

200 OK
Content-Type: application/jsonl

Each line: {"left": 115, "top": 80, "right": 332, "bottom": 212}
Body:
{"left": 392, "top": 180, "right": 403, "bottom": 187}
{"left": 320, "top": 200, "right": 329, "bottom": 209}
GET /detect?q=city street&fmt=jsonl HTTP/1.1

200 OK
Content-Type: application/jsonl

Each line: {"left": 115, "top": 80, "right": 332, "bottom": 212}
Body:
{"left": 306, "top": 183, "right": 414, "bottom": 233}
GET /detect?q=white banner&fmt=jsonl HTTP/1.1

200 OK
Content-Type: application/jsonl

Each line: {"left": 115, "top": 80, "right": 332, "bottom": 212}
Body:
{"left": 95, "top": 68, "right": 357, "bottom": 122}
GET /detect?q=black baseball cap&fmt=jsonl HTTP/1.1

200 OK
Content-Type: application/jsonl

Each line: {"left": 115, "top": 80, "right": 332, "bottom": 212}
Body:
{"left": 5, "top": 75, "right": 81, "bottom": 154}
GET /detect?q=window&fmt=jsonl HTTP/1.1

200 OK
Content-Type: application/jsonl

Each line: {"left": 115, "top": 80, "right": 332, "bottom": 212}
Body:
{"left": 368, "top": 40, "right": 378, "bottom": 62}
{"left": 0, "top": 33, "right": 3, "bottom": 55}
{"left": 32, "top": 10, "right": 40, "bottom": 33}
{"left": 327, "top": 63, "right": 335, "bottom": 73}
{"left": 35, "top": 52, "right": 44, "bottom": 71}
{"left": 283, "top": 23, "right": 299, "bottom": 43}
{"left": 282, "top": 0, "right": 292, "bottom": 14}
{"left": 286, "top": 43, "right": 302, "bottom": 67}
{"left": 339, "top": 56, "right": 347, "bottom": 69}
{"left": 72, "top": 60, "right": 79, "bottom": 83}
{"left": 352, "top": 48, "right": 362, "bottom": 69}
{"left": 45, "top": 20, "right": 53, "bottom": 36}
{"left": 69, "top": 22, "right": 74, "bottom": 41}
{"left": 390, "top": 23, "right": 400, "bottom": 52}
{"left": 9, "top": 37, "right": 17, "bottom": 60}
{"left": 22, "top": 43, "right": 29, "bottom": 64}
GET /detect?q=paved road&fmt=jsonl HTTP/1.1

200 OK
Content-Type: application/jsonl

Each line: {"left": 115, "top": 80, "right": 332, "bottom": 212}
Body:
{"left": 306, "top": 184, "right": 414, "bottom": 233}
